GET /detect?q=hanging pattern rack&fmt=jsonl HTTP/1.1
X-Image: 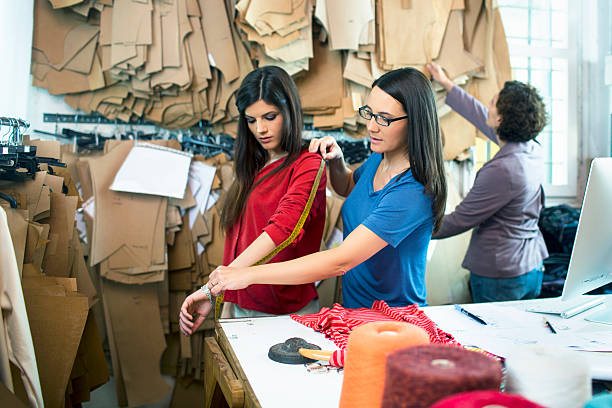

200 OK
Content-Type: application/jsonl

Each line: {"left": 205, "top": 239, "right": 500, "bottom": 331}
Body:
{"left": 1, "top": 116, "right": 30, "bottom": 145}
{"left": 1, "top": 116, "right": 65, "bottom": 182}
{"left": 43, "top": 112, "right": 154, "bottom": 125}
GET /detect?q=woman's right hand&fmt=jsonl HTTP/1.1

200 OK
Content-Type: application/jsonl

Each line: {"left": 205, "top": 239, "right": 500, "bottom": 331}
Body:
{"left": 309, "top": 136, "right": 343, "bottom": 162}
{"left": 425, "top": 62, "right": 454, "bottom": 91}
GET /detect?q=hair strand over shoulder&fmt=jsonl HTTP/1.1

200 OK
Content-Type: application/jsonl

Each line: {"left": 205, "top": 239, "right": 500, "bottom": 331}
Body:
{"left": 220, "top": 66, "right": 307, "bottom": 231}
{"left": 372, "top": 68, "right": 447, "bottom": 233}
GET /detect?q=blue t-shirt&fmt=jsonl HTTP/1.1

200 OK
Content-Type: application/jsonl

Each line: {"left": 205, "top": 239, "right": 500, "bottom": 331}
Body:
{"left": 341, "top": 153, "right": 434, "bottom": 308}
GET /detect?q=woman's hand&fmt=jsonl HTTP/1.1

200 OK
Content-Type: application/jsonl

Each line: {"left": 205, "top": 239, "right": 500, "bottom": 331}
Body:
{"left": 309, "top": 136, "right": 344, "bottom": 161}
{"left": 179, "top": 289, "right": 213, "bottom": 336}
{"left": 425, "top": 62, "right": 454, "bottom": 91}
{"left": 208, "top": 266, "right": 252, "bottom": 297}
{"left": 310, "top": 135, "right": 354, "bottom": 197}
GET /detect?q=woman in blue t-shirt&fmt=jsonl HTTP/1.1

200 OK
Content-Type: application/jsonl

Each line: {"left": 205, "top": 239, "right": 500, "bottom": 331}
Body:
{"left": 182, "top": 68, "right": 446, "bottom": 329}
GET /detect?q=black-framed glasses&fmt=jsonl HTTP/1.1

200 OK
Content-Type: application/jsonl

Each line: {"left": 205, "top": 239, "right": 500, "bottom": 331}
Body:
{"left": 358, "top": 106, "right": 408, "bottom": 127}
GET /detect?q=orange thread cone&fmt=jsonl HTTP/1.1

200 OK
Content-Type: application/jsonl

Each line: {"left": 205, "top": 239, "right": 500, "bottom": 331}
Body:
{"left": 339, "top": 321, "right": 430, "bottom": 408}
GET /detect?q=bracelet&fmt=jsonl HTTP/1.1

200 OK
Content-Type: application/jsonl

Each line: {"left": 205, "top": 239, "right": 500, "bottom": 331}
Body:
{"left": 200, "top": 284, "right": 214, "bottom": 303}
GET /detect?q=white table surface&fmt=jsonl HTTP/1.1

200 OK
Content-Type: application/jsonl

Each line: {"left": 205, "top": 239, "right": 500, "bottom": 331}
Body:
{"left": 424, "top": 295, "right": 612, "bottom": 381}
{"left": 219, "top": 316, "right": 343, "bottom": 408}
{"left": 219, "top": 295, "right": 612, "bottom": 407}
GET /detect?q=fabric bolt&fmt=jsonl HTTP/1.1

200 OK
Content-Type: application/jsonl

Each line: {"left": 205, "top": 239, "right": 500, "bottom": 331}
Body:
{"left": 341, "top": 152, "right": 434, "bottom": 309}
{"left": 504, "top": 345, "right": 591, "bottom": 408}
{"left": 430, "top": 390, "right": 546, "bottom": 408}
{"left": 339, "top": 322, "right": 430, "bottom": 408}
{"left": 291, "top": 300, "right": 458, "bottom": 367}
{"left": 433, "top": 85, "right": 549, "bottom": 279}
{"left": 223, "top": 151, "right": 327, "bottom": 315}
{"left": 382, "top": 345, "right": 503, "bottom": 408}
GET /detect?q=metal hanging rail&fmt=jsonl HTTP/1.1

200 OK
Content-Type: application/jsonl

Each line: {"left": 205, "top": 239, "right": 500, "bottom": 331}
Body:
{"left": 43, "top": 113, "right": 154, "bottom": 125}
{"left": 0, "top": 117, "right": 30, "bottom": 128}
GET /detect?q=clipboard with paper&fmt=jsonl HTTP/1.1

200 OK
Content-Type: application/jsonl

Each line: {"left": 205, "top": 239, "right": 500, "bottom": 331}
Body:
{"left": 110, "top": 142, "right": 193, "bottom": 199}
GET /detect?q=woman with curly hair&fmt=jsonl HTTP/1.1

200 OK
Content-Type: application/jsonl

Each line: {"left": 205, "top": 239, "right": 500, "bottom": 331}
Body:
{"left": 427, "top": 62, "right": 549, "bottom": 303}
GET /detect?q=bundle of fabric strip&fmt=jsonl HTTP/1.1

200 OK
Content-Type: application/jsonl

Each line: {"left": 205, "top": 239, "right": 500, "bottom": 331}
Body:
{"left": 292, "top": 302, "right": 591, "bottom": 408}
{"left": 290, "top": 300, "right": 459, "bottom": 367}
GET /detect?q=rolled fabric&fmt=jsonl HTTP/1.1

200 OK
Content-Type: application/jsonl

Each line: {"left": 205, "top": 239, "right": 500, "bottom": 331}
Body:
{"left": 339, "top": 321, "right": 430, "bottom": 408}
{"left": 329, "top": 349, "right": 344, "bottom": 367}
{"left": 382, "top": 344, "right": 503, "bottom": 408}
{"left": 505, "top": 346, "right": 591, "bottom": 408}
{"left": 430, "top": 390, "right": 547, "bottom": 408}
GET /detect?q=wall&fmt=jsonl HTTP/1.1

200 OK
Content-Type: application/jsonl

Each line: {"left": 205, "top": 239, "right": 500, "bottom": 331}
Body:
{"left": 0, "top": 0, "right": 34, "bottom": 120}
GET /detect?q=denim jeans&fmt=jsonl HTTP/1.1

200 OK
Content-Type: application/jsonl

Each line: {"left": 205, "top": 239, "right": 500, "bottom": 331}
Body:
{"left": 470, "top": 264, "right": 544, "bottom": 303}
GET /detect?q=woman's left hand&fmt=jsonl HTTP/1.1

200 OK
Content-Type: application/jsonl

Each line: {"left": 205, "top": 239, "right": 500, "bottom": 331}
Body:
{"left": 179, "top": 290, "right": 212, "bottom": 336}
{"left": 208, "top": 266, "right": 252, "bottom": 296}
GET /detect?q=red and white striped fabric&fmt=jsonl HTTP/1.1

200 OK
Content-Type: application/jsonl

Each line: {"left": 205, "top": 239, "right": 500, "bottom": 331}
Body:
{"left": 290, "top": 301, "right": 459, "bottom": 367}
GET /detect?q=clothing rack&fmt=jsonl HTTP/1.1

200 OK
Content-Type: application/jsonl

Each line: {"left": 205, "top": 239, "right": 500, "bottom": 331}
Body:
{"left": 303, "top": 127, "right": 371, "bottom": 164}
{"left": 43, "top": 112, "right": 154, "bottom": 125}
{"left": 181, "top": 133, "right": 235, "bottom": 158}
{"left": 36, "top": 117, "right": 235, "bottom": 158}
{"left": 336, "top": 138, "right": 371, "bottom": 164}
{"left": 0, "top": 117, "right": 30, "bottom": 128}
{"left": 34, "top": 128, "right": 163, "bottom": 152}
{"left": 1, "top": 116, "right": 30, "bottom": 145}
{"left": 1, "top": 116, "right": 65, "bottom": 181}
{"left": 35, "top": 115, "right": 371, "bottom": 163}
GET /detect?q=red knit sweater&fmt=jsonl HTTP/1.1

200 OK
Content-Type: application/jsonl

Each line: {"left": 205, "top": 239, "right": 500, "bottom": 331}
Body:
{"left": 222, "top": 150, "right": 327, "bottom": 314}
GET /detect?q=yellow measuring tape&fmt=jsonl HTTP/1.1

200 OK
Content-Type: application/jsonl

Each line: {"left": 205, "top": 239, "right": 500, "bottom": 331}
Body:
{"left": 214, "top": 158, "right": 326, "bottom": 320}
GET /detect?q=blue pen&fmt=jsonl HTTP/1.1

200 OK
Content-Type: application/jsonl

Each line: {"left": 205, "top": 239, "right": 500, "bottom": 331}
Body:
{"left": 454, "top": 304, "right": 487, "bottom": 325}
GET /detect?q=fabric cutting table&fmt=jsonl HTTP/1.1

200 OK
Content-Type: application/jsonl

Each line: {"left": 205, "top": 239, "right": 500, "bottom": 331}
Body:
{"left": 203, "top": 295, "right": 612, "bottom": 408}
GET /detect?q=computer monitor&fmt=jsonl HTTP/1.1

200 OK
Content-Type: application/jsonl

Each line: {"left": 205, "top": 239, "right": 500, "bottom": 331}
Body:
{"left": 529, "top": 157, "right": 612, "bottom": 321}
{"left": 561, "top": 157, "right": 612, "bottom": 301}
{"left": 555, "top": 157, "right": 612, "bottom": 324}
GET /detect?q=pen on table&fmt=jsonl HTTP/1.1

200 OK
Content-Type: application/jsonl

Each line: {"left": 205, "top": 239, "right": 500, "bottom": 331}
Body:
{"left": 454, "top": 304, "right": 487, "bottom": 325}
{"left": 543, "top": 317, "right": 557, "bottom": 334}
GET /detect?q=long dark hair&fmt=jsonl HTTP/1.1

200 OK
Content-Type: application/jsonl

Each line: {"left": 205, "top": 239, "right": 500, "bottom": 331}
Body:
{"left": 220, "top": 66, "right": 306, "bottom": 230}
{"left": 371, "top": 68, "right": 447, "bottom": 233}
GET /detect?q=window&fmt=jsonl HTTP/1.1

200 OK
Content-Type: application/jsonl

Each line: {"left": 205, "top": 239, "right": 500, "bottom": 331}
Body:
{"left": 476, "top": 0, "right": 577, "bottom": 197}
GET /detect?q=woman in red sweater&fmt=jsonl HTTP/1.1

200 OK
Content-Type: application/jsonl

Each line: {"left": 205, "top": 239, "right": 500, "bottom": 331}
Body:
{"left": 180, "top": 66, "right": 326, "bottom": 331}
{"left": 183, "top": 68, "right": 447, "bottom": 335}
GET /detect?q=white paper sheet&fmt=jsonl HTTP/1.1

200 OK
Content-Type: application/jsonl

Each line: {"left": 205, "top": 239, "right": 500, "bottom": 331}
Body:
{"left": 425, "top": 302, "right": 612, "bottom": 359}
{"left": 460, "top": 304, "right": 546, "bottom": 329}
{"left": 110, "top": 143, "right": 193, "bottom": 199}
{"left": 187, "top": 161, "right": 217, "bottom": 229}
